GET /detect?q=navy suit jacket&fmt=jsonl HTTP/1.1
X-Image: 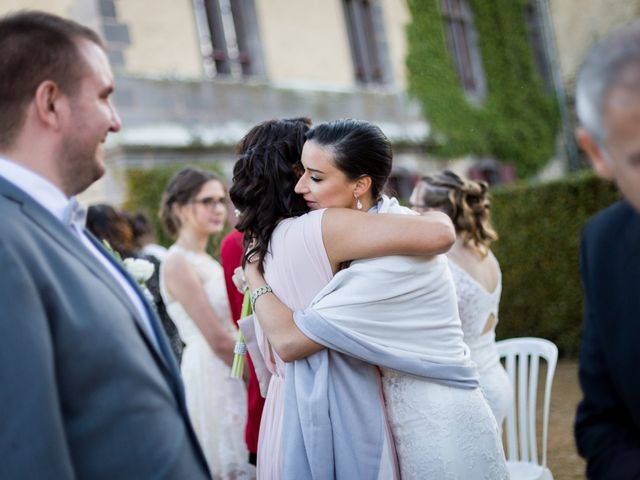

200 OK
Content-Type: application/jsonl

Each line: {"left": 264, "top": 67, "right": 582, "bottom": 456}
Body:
{"left": 0, "top": 176, "right": 210, "bottom": 479}
{"left": 575, "top": 200, "right": 640, "bottom": 479}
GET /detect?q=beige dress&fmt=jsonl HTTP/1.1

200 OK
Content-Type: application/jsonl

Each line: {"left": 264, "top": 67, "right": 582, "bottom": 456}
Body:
{"left": 161, "top": 245, "right": 254, "bottom": 479}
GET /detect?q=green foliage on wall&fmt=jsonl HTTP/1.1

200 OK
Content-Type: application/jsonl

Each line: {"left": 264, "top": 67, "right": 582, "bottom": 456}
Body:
{"left": 406, "top": 0, "right": 560, "bottom": 178}
{"left": 123, "top": 164, "right": 228, "bottom": 256}
{"left": 491, "top": 173, "right": 619, "bottom": 356}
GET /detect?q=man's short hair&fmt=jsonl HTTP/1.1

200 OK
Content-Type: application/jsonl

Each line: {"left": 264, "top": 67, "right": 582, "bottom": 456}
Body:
{"left": 0, "top": 11, "right": 104, "bottom": 149}
{"left": 576, "top": 21, "right": 640, "bottom": 145}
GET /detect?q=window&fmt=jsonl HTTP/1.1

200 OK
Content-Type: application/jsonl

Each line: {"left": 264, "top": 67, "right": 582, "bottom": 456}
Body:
{"left": 467, "top": 158, "right": 517, "bottom": 185}
{"left": 343, "top": 0, "right": 387, "bottom": 85}
{"left": 440, "top": 0, "right": 486, "bottom": 101}
{"left": 524, "top": 0, "right": 553, "bottom": 92}
{"left": 196, "top": 0, "right": 262, "bottom": 78}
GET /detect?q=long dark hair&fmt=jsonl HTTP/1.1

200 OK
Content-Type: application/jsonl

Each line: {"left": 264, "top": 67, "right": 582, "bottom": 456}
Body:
{"left": 305, "top": 119, "right": 393, "bottom": 200}
{"left": 229, "top": 118, "right": 311, "bottom": 273}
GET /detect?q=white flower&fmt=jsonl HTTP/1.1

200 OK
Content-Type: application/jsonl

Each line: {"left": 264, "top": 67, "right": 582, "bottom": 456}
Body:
{"left": 123, "top": 257, "right": 155, "bottom": 284}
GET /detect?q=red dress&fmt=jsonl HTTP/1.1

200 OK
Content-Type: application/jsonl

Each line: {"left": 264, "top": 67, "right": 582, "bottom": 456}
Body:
{"left": 220, "top": 229, "right": 265, "bottom": 456}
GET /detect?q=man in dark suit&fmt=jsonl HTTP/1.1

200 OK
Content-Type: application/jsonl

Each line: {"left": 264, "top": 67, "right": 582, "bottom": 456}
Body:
{"left": 0, "top": 11, "right": 210, "bottom": 479}
{"left": 574, "top": 21, "right": 640, "bottom": 479}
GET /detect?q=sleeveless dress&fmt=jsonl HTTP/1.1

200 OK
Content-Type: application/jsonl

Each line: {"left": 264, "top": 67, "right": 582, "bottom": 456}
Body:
{"left": 254, "top": 210, "right": 333, "bottom": 479}
{"left": 379, "top": 255, "right": 508, "bottom": 480}
{"left": 160, "top": 245, "right": 254, "bottom": 479}
{"left": 255, "top": 209, "right": 399, "bottom": 479}
{"left": 448, "top": 255, "right": 512, "bottom": 432}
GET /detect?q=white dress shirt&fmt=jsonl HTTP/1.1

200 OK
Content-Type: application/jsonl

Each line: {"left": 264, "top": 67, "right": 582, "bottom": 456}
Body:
{"left": 0, "top": 157, "right": 158, "bottom": 346}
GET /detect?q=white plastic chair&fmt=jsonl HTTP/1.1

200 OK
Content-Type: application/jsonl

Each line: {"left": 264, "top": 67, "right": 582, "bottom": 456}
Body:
{"left": 496, "top": 337, "right": 558, "bottom": 480}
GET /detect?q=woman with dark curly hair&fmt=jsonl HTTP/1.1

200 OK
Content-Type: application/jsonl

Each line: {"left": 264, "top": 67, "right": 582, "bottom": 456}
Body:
{"left": 221, "top": 117, "right": 312, "bottom": 467}
{"left": 410, "top": 170, "right": 511, "bottom": 434}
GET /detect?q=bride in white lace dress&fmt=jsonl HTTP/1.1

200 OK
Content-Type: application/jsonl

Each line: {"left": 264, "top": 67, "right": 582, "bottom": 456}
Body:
{"left": 411, "top": 170, "right": 512, "bottom": 432}
{"left": 373, "top": 252, "right": 508, "bottom": 479}
{"left": 159, "top": 168, "right": 254, "bottom": 479}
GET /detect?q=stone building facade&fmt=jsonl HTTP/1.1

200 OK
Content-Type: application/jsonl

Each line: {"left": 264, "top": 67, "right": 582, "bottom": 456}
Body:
{"left": 1, "top": 0, "right": 638, "bottom": 203}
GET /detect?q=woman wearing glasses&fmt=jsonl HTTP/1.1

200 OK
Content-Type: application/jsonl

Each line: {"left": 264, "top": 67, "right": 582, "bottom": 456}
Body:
{"left": 159, "top": 167, "right": 253, "bottom": 478}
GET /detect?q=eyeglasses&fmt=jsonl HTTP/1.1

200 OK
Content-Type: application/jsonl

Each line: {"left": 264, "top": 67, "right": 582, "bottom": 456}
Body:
{"left": 191, "top": 196, "right": 228, "bottom": 209}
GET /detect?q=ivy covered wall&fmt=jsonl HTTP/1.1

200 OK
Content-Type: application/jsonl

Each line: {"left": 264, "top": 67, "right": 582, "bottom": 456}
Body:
{"left": 406, "top": 0, "right": 560, "bottom": 177}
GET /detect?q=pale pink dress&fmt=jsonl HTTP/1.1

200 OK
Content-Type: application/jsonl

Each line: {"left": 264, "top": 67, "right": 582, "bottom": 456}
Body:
{"left": 254, "top": 210, "right": 333, "bottom": 479}
{"left": 254, "top": 209, "right": 400, "bottom": 479}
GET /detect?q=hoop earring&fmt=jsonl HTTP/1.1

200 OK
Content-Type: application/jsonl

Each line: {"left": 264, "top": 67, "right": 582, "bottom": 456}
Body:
{"left": 354, "top": 194, "right": 363, "bottom": 210}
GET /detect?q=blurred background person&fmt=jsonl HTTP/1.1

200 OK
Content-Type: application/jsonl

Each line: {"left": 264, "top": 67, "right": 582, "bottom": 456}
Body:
{"left": 220, "top": 229, "right": 244, "bottom": 328}
{"left": 87, "top": 205, "right": 183, "bottom": 362}
{"left": 126, "top": 210, "right": 183, "bottom": 362}
{"left": 410, "top": 170, "right": 511, "bottom": 434}
{"left": 86, "top": 203, "right": 136, "bottom": 258}
{"left": 220, "top": 227, "right": 264, "bottom": 467}
{"left": 159, "top": 167, "right": 252, "bottom": 478}
{"left": 573, "top": 21, "right": 640, "bottom": 479}
{"left": 127, "top": 210, "right": 168, "bottom": 261}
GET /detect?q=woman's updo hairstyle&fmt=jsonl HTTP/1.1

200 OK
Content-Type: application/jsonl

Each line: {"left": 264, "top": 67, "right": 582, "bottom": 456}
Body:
{"left": 419, "top": 170, "right": 498, "bottom": 257}
{"left": 305, "top": 119, "right": 392, "bottom": 201}
{"left": 229, "top": 118, "right": 312, "bottom": 273}
{"left": 159, "top": 167, "right": 221, "bottom": 238}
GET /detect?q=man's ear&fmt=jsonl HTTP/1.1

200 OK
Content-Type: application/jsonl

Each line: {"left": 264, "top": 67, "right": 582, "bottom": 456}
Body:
{"left": 33, "top": 80, "right": 65, "bottom": 130}
{"left": 575, "top": 126, "right": 614, "bottom": 179}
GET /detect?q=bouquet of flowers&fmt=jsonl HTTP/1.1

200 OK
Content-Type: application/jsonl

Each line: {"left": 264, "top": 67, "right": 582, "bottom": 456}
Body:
{"left": 123, "top": 257, "right": 155, "bottom": 284}
{"left": 102, "top": 240, "right": 156, "bottom": 306}
{"left": 123, "top": 257, "right": 155, "bottom": 305}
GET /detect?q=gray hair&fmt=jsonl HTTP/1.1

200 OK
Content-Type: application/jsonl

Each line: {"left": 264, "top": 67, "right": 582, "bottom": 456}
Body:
{"left": 575, "top": 21, "right": 640, "bottom": 146}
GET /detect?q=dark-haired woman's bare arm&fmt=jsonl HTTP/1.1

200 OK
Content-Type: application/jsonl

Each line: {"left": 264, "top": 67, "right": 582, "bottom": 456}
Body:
{"left": 322, "top": 208, "right": 454, "bottom": 272}
{"left": 245, "top": 208, "right": 455, "bottom": 361}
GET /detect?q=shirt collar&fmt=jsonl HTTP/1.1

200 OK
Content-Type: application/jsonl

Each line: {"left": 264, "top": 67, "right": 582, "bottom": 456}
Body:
{"left": 0, "top": 156, "right": 73, "bottom": 222}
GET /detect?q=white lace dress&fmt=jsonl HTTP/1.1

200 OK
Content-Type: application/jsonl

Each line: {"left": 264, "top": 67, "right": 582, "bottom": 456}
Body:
{"left": 448, "top": 256, "right": 512, "bottom": 432}
{"left": 160, "top": 245, "right": 254, "bottom": 479}
{"left": 379, "top": 256, "right": 509, "bottom": 480}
